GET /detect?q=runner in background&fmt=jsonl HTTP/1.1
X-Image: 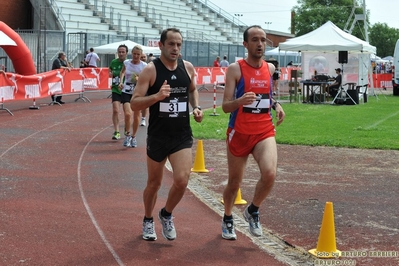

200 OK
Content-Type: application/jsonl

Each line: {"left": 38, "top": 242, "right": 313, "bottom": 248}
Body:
{"left": 109, "top": 44, "right": 128, "bottom": 140}
{"left": 119, "top": 45, "right": 147, "bottom": 147}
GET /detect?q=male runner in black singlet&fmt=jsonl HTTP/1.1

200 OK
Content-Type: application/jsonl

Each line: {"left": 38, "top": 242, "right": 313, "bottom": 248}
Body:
{"left": 130, "top": 28, "right": 203, "bottom": 241}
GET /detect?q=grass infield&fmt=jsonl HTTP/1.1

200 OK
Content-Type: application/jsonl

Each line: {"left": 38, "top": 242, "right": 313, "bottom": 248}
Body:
{"left": 191, "top": 94, "right": 399, "bottom": 150}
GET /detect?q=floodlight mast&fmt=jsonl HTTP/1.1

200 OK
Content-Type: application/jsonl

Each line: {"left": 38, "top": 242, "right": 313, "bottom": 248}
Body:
{"left": 344, "top": 0, "right": 369, "bottom": 42}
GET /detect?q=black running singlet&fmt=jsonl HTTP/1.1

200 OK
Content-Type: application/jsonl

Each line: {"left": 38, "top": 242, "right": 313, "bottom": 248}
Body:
{"left": 147, "top": 58, "right": 192, "bottom": 137}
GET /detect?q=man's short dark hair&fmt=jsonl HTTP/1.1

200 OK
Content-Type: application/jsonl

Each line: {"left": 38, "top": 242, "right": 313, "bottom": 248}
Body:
{"left": 118, "top": 44, "right": 128, "bottom": 53}
{"left": 243, "top": 25, "right": 264, "bottom": 42}
{"left": 160, "top": 28, "right": 183, "bottom": 45}
{"left": 90, "top": 47, "right": 94, "bottom": 52}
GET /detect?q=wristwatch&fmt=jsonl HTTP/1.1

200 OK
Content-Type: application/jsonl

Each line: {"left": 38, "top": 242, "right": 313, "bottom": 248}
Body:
{"left": 272, "top": 101, "right": 280, "bottom": 110}
{"left": 193, "top": 106, "right": 201, "bottom": 111}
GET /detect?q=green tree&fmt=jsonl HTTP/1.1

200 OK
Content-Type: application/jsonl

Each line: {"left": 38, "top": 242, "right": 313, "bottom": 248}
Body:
{"left": 369, "top": 23, "right": 399, "bottom": 57}
{"left": 291, "top": 0, "right": 366, "bottom": 39}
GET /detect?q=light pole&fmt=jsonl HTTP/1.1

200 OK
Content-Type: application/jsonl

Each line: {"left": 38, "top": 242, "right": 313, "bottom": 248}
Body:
{"left": 265, "top": 22, "right": 272, "bottom": 30}
{"left": 234, "top": 13, "right": 243, "bottom": 25}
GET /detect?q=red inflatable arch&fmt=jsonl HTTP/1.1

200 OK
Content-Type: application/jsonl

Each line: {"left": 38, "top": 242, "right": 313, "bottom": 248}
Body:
{"left": 0, "top": 21, "right": 36, "bottom": 75}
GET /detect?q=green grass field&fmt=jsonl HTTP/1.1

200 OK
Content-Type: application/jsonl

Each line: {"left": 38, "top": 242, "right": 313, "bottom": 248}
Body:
{"left": 191, "top": 94, "right": 399, "bottom": 150}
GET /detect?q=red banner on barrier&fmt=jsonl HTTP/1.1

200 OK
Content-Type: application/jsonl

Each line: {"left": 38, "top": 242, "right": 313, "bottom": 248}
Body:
{"left": 195, "top": 67, "right": 227, "bottom": 85}
{"left": 194, "top": 67, "right": 303, "bottom": 85}
{"left": 372, "top": 73, "right": 393, "bottom": 88}
{"left": 0, "top": 68, "right": 110, "bottom": 102}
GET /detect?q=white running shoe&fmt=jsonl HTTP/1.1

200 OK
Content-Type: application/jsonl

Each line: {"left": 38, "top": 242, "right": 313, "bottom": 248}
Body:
{"left": 221, "top": 219, "right": 237, "bottom": 240}
{"left": 140, "top": 118, "right": 146, "bottom": 127}
{"left": 158, "top": 210, "right": 176, "bottom": 241}
{"left": 243, "top": 206, "right": 263, "bottom": 237}
{"left": 123, "top": 135, "right": 132, "bottom": 147}
{"left": 131, "top": 136, "right": 137, "bottom": 148}
{"left": 142, "top": 220, "right": 157, "bottom": 241}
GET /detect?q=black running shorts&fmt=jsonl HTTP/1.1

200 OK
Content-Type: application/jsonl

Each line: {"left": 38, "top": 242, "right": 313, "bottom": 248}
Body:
{"left": 147, "top": 134, "right": 193, "bottom": 162}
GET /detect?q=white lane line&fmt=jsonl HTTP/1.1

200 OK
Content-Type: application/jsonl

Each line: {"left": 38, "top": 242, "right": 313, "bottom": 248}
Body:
{"left": 0, "top": 122, "right": 63, "bottom": 159}
{"left": 77, "top": 125, "right": 125, "bottom": 266}
{"left": 364, "top": 109, "right": 399, "bottom": 129}
{"left": 1, "top": 109, "right": 123, "bottom": 264}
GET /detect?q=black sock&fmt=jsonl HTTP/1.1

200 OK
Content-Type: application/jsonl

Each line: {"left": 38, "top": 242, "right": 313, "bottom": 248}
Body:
{"left": 161, "top": 208, "right": 172, "bottom": 217}
{"left": 223, "top": 214, "right": 233, "bottom": 222}
{"left": 248, "top": 203, "right": 259, "bottom": 214}
{"left": 143, "top": 216, "right": 153, "bottom": 222}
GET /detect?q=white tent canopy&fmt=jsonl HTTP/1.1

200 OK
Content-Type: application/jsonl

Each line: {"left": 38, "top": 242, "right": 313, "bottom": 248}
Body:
{"left": 279, "top": 21, "right": 375, "bottom": 88}
{"left": 265, "top": 47, "right": 299, "bottom": 57}
{"left": 93, "top": 40, "right": 160, "bottom": 55}
{"left": 279, "top": 21, "right": 376, "bottom": 54}
{"left": 0, "top": 30, "right": 17, "bottom": 46}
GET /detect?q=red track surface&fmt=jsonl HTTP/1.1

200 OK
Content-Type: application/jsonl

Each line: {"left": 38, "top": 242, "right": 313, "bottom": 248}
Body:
{"left": 1, "top": 90, "right": 398, "bottom": 266}
{"left": 0, "top": 91, "right": 288, "bottom": 266}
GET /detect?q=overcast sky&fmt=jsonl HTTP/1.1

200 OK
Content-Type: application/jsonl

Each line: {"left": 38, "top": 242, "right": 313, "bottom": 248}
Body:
{"left": 210, "top": 0, "right": 398, "bottom": 33}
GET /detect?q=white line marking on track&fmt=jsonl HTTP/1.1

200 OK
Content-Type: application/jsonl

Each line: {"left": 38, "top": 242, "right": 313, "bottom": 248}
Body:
{"left": 1, "top": 113, "right": 124, "bottom": 264}
{"left": 77, "top": 125, "right": 125, "bottom": 266}
{"left": 0, "top": 122, "right": 62, "bottom": 159}
{"left": 365, "top": 109, "right": 399, "bottom": 129}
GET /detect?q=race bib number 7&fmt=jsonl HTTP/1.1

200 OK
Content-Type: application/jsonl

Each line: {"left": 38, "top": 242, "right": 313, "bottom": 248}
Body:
{"left": 243, "top": 93, "right": 270, "bottom": 113}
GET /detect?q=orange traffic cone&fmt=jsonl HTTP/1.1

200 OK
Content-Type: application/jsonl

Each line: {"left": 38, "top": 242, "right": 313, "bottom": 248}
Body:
{"left": 309, "top": 202, "right": 341, "bottom": 258}
{"left": 191, "top": 140, "right": 209, "bottom": 173}
{"left": 221, "top": 188, "right": 247, "bottom": 205}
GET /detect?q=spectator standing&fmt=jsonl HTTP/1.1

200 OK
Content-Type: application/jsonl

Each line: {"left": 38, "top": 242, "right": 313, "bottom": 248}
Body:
{"left": 109, "top": 44, "right": 128, "bottom": 140}
{"left": 119, "top": 45, "right": 147, "bottom": 148}
{"left": 80, "top": 50, "right": 89, "bottom": 68}
{"left": 272, "top": 61, "right": 280, "bottom": 95}
{"left": 148, "top": 53, "right": 156, "bottom": 61}
{"left": 220, "top": 55, "right": 229, "bottom": 67}
{"left": 51, "top": 52, "right": 71, "bottom": 104}
{"left": 213, "top": 56, "right": 220, "bottom": 67}
{"left": 85, "top": 48, "right": 100, "bottom": 67}
{"left": 130, "top": 28, "right": 203, "bottom": 241}
{"left": 220, "top": 25, "right": 285, "bottom": 240}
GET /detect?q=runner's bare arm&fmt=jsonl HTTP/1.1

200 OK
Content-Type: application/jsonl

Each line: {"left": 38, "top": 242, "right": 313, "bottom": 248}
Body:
{"left": 184, "top": 61, "right": 203, "bottom": 122}
{"left": 118, "top": 65, "right": 126, "bottom": 90}
{"left": 268, "top": 63, "right": 276, "bottom": 75}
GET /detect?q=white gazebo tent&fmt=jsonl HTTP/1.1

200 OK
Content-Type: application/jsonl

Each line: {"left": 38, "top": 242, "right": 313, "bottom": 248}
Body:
{"left": 93, "top": 40, "right": 160, "bottom": 55}
{"left": 279, "top": 21, "right": 376, "bottom": 92}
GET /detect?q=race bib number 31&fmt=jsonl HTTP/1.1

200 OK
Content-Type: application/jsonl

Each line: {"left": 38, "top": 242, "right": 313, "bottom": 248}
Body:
{"left": 159, "top": 96, "right": 188, "bottom": 117}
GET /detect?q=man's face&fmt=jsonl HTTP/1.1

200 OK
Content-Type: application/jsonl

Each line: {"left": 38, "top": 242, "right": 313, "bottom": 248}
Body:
{"left": 159, "top": 31, "right": 182, "bottom": 61}
{"left": 140, "top": 54, "right": 147, "bottom": 62}
{"left": 117, "top": 47, "right": 127, "bottom": 61}
{"left": 244, "top": 27, "right": 267, "bottom": 59}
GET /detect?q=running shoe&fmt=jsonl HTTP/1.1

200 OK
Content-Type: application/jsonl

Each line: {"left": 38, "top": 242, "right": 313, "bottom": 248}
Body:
{"left": 221, "top": 219, "right": 237, "bottom": 240}
{"left": 140, "top": 118, "right": 146, "bottom": 127}
{"left": 158, "top": 210, "right": 176, "bottom": 240}
{"left": 112, "top": 131, "right": 120, "bottom": 140}
{"left": 142, "top": 220, "right": 157, "bottom": 241}
{"left": 123, "top": 135, "right": 132, "bottom": 147}
{"left": 243, "top": 206, "right": 262, "bottom": 237}
{"left": 131, "top": 136, "right": 137, "bottom": 148}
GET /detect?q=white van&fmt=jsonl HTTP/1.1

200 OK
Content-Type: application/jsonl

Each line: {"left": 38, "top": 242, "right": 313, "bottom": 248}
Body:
{"left": 393, "top": 39, "right": 399, "bottom": 95}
